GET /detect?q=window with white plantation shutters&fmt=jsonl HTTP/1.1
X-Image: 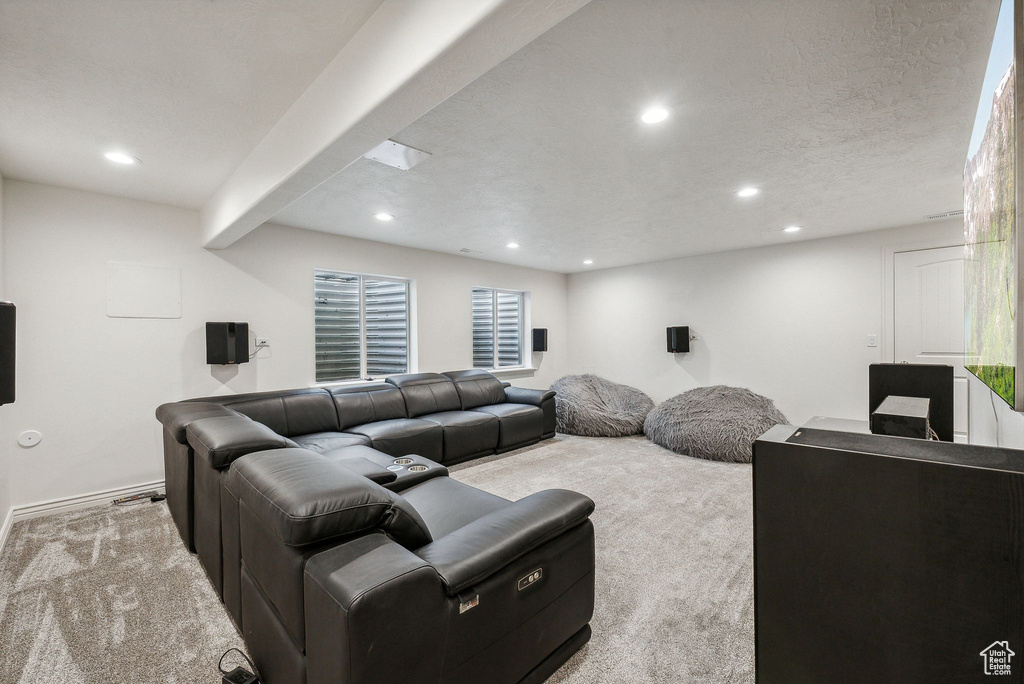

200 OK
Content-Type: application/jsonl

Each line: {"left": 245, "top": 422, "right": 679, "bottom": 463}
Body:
{"left": 364, "top": 278, "right": 409, "bottom": 376}
{"left": 472, "top": 287, "right": 525, "bottom": 369}
{"left": 315, "top": 270, "right": 410, "bottom": 382}
{"left": 314, "top": 273, "right": 361, "bottom": 381}
{"left": 472, "top": 289, "right": 495, "bottom": 368}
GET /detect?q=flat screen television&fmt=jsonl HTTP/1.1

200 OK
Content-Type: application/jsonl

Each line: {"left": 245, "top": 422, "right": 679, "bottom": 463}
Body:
{"left": 964, "top": 0, "right": 1022, "bottom": 408}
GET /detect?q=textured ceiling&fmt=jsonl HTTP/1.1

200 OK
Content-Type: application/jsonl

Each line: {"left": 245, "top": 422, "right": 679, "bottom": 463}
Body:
{"left": 274, "top": 0, "right": 998, "bottom": 273}
{"left": 0, "top": 0, "right": 383, "bottom": 207}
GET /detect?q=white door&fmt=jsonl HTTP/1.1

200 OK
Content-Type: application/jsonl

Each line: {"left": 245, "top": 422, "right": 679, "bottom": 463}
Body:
{"left": 893, "top": 246, "right": 968, "bottom": 442}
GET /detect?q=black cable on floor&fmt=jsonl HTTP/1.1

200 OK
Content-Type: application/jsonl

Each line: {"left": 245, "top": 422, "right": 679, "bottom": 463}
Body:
{"left": 218, "top": 647, "right": 260, "bottom": 683}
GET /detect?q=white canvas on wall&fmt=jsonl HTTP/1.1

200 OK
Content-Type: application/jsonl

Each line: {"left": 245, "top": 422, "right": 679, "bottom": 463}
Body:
{"left": 105, "top": 262, "right": 181, "bottom": 319}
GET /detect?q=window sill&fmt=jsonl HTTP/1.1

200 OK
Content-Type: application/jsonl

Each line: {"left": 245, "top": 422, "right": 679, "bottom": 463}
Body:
{"left": 483, "top": 366, "right": 538, "bottom": 376}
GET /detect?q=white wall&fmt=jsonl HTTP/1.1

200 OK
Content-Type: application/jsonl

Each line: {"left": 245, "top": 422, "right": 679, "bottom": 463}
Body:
{"left": 3, "top": 180, "right": 568, "bottom": 508}
{"left": 0, "top": 173, "right": 10, "bottom": 535}
{"left": 566, "top": 219, "right": 964, "bottom": 427}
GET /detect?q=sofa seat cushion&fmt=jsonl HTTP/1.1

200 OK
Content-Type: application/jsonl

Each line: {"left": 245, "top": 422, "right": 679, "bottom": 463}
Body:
{"left": 470, "top": 403, "right": 545, "bottom": 450}
{"left": 418, "top": 411, "right": 499, "bottom": 463}
{"left": 399, "top": 476, "right": 509, "bottom": 540}
{"left": 321, "top": 445, "right": 399, "bottom": 486}
{"left": 345, "top": 419, "right": 443, "bottom": 462}
{"left": 292, "top": 431, "right": 371, "bottom": 453}
{"left": 324, "top": 445, "right": 448, "bottom": 491}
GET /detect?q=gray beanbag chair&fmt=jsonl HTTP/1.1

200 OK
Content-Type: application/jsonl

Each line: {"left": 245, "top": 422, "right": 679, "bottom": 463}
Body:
{"left": 644, "top": 385, "right": 787, "bottom": 463}
{"left": 551, "top": 374, "right": 655, "bottom": 437}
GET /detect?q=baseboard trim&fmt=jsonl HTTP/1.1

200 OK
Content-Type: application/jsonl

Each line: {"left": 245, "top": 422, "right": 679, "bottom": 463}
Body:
{"left": 0, "top": 506, "right": 13, "bottom": 557}
{"left": 11, "top": 479, "right": 166, "bottom": 524}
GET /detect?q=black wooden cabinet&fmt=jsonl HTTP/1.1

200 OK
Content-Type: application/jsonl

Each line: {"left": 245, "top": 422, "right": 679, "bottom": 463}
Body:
{"left": 754, "top": 426, "right": 1024, "bottom": 683}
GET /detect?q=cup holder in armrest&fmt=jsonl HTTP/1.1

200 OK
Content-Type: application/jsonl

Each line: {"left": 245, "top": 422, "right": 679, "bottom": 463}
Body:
{"left": 408, "top": 465, "right": 428, "bottom": 472}
{"left": 393, "top": 458, "right": 414, "bottom": 465}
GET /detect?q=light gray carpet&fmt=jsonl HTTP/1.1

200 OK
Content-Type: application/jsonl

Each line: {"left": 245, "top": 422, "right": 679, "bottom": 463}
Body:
{"left": 0, "top": 501, "right": 241, "bottom": 683}
{"left": 450, "top": 435, "right": 754, "bottom": 683}
{"left": 0, "top": 435, "right": 754, "bottom": 683}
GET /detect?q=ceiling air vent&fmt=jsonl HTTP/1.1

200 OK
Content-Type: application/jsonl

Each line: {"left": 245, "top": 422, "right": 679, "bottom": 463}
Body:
{"left": 924, "top": 209, "right": 964, "bottom": 220}
{"left": 363, "top": 139, "right": 432, "bottom": 170}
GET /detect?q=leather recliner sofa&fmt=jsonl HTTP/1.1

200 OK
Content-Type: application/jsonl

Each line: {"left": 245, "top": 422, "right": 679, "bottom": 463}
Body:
{"left": 155, "top": 370, "right": 556, "bottom": 623}
{"left": 229, "top": 447, "right": 595, "bottom": 684}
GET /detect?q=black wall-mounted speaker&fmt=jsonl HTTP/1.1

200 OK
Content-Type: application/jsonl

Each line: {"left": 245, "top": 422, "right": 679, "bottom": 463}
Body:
{"left": 0, "top": 302, "right": 15, "bottom": 405}
{"left": 206, "top": 322, "right": 249, "bottom": 365}
{"left": 532, "top": 328, "right": 548, "bottom": 352}
{"left": 667, "top": 326, "right": 690, "bottom": 353}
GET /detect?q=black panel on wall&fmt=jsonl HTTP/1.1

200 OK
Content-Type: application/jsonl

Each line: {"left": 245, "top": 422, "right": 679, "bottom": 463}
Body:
{"left": 0, "top": 302, "right": 14, "bottom": 405}
{"left": 532, "top": 328, "right": 548, "bottom": 352}
{"left": 206, "top": 322, "right": 249, "bottom": 365}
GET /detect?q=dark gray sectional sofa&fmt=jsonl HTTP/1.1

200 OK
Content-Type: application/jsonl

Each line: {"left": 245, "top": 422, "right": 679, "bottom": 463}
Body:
{"left": 154, "top": 369, "right": 587, "bottom": 684}
{"left": 229, "top": 448, "right": 594, "bottom": 684}
{"left": 156, "top": 370, "right": 555, "bottom": 597}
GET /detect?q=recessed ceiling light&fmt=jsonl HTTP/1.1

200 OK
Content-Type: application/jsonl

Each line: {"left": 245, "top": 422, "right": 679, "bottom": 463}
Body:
{"left": 736, "top": 187, "right": 760, "bottom": 198}
{"left": 583, "top": 259, "right": 594, "bottom": 265}
{"left": 506, "top": 242, "right": 520, "bottom": 249}
{"left": 104, "top": 151, "right": 139, "bottom": 165}
{"left": 640, "top": 106, "right": 670, "bottom": 124}
{"left": 783, "top": 225, "right": 802, "bottom": 233}
{"left": 374, "top": 212, "right": 394, "bottom": 222}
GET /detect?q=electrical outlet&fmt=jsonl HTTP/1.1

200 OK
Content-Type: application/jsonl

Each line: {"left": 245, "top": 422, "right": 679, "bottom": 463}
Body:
{"left": 255, "top": 338, "right": 270, "bottom": 348}
{"left": 866, "top": 334, "right": 878, "bottom": 348}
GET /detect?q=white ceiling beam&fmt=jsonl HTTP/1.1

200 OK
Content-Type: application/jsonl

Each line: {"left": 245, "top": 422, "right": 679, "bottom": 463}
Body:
{"left": 200, "top": 0, "right": 591, "bottom": 249}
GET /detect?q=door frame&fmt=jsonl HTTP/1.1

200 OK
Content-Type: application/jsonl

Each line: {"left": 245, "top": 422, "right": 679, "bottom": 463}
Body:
{"left": 881, "top": 239, "right": 964, "bottom": 363}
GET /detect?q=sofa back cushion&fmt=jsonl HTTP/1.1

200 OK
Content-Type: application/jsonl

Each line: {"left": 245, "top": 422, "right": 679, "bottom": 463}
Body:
{"left": 329, "top": 384, "right": 408, "bottom": 430}
{"left": 443, "top": 369, "right": 507, "bottom": 409}
{"left": 216, "top": 388, "right": 339, "bottom": 438}
{"left": 386, "top": 373, "right": 462, "bottom": 417}
{"left": 231, "top": 448, "right": 430, "bottom": 549}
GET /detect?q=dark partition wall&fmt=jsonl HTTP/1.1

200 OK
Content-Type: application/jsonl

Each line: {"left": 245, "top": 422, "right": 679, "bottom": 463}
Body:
{"left": 754, "top": 427, "right": 1024, "bottom": 683}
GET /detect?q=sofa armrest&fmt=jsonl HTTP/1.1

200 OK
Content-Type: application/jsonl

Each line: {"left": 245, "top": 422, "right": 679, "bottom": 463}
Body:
{"left": 416, "top": 489, "right": 594, "bottom": 595}
{"left": 504, "top": 386, "right": 555, "bottom": 406}
{"left": 156, "top": 401, "right": 241, "bottom": 443}
{"left": 186, "top": 415, "right": 294, "bottom": 469}
{"left": 305, "top": 535, "right": 447, "bottom": 682}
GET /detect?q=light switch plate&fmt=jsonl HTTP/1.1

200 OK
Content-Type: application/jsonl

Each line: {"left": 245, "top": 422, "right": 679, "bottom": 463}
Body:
{"left": 866, "top": 334, "right": 878, "bottom": 348}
